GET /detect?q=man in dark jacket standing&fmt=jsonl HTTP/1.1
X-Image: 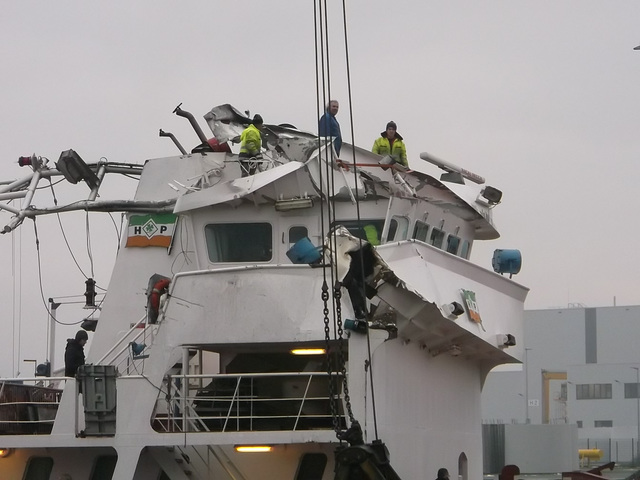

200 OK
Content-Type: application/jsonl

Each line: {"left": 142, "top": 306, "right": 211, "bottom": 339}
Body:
{"left": 65, "top": 330, "right": 88, "bottom": 377}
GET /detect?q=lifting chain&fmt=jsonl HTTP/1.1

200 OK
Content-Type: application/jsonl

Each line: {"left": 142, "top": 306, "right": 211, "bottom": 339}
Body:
{"left": 322, "top": 278, "right": 356, "bottom": 439}
{"left": 333, "top": 280, "right": 355, "bottom": 425}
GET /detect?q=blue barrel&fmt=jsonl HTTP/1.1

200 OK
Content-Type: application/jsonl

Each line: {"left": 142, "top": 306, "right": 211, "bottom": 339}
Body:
{"left": 492, "top": 249, "right": 522, "bottom": 275}
{"left": 286, "top": 237, "right": 322, "bottom": 264}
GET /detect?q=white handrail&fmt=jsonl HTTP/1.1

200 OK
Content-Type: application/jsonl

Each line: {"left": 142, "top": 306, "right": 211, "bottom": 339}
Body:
{"left": 96, "top": 315, "right": 148, "bottom": 365}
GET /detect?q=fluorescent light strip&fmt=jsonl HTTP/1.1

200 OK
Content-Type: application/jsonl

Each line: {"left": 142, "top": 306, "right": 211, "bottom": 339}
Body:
{"left": 290, "top": 348, "right": 326, "bottom": 355}
{"left": 235, "top": 445, "right": 272, "bottom": 453}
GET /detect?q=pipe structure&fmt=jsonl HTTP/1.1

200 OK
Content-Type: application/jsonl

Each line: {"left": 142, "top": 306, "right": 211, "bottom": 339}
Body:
{"left": 173, "top": 103, "right": 209, "bottom": 145}
{"left": 159, "top": 129, "right": 187, "bottom": 155}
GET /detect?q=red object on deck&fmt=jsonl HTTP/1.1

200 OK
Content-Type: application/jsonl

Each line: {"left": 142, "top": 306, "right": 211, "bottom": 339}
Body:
{"left": 207, "top": 138, "right": 232, "bottom": 153}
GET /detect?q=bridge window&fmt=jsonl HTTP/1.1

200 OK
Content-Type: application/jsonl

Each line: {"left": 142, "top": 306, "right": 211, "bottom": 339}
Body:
{"left": 460, "top": 240, "right": 470, "bottom": 259}
{"left": 333, "top": 219, "right": 385, "bottom": 245}
{"left": 429, "top": 228, "right": 445, "bottom": 248}
{"left": 205, "top": 223, "right": 272, "bottom": 262}
{"left": 446, "top": 235, "right": 460, "bottom": 254}
{"left": 289, "top": 226, "right": 308, "bottom": 248}
{"left": 413, "top": 221, "right": 429, "bottom": 242}
{"left": 388, "top": 216, "right": 408, "bottom": 241}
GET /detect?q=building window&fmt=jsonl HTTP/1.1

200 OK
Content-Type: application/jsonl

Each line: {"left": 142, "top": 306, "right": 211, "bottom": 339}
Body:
{"left": 576, "top": 383, "right": 612, "bottom": 400}
{"left": 205, "top": 223, "right": 272, "bottom": 262}
{"left": 594, "top": 420, "right": 613, "bottom": 428}
{"left": 576, "top": 421, "right": 582, "bottom": 428}
{"left": 624, "top": 383, "right": 640, "bottom": 399}
{"left": 560, "top": 382, "right": 567, "bottom": 401}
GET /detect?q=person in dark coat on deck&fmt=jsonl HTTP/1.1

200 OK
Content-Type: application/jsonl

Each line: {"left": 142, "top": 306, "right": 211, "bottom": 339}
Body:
{"left": 64, "top": 330, "right": 88, "bottom": 377}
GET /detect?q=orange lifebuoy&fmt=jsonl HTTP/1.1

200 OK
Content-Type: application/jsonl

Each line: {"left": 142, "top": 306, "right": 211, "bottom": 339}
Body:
{"left": 147, "top": 278, "right": 170, "bottom": 324}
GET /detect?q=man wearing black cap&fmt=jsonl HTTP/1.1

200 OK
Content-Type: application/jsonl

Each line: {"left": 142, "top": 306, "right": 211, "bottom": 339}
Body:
{"left": 239, "top": 114, "right": 264, "bottom": 177}
{"left": 372, "top": 121, "right": 408, "bottom": 167}
{"left": 65, "top": 330, "right": 88, "bottom": 377}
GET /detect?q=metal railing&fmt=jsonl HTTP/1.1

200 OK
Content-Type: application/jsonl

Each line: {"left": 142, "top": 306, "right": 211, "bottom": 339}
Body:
{"left": 0, "top": 378, "right": 67, "bottom": 435}
{"left": 154, "top": 372, "right": 345, "bottom": 434}
{"left": 96, "top": 315, "right": 153, "bottom": 374}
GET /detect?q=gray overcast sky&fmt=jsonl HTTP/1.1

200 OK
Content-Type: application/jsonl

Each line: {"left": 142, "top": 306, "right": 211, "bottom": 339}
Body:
{"left": 1, "top": 1, "right": 640, "bottom": 375}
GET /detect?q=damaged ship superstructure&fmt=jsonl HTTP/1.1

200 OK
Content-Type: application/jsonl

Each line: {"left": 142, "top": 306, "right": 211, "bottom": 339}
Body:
{"left": 0, "top": 104, "right": 527, "bottom": 479}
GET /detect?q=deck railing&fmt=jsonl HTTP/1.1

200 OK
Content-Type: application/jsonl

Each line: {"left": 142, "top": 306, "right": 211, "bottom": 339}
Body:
{"left": 153, "top": 372, "right": 346, "bottom": 434}
{"left": 0, "top": 378, "right": 67, "bottom": 435}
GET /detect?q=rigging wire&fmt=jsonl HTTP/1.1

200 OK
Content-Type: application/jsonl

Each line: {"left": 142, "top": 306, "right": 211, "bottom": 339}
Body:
{"left": 56, "top": 213, "right": 89, "bottom": 280}
{"left": 341, "top": 0, "right": 380, "bottom": 441}
{"left": 315, "top": 0, "right": 364, "bottom": 438}
{"left": 315, "top": 0, "right": 343, "bottom": 438}
{"left": 32, "top": 219, "right": 85, "bottom": 327}
{"left": 313, "top": 0, "right": 382, "bottom": 442}
{"left": 35, "top": 177, "right": 66, "bottom": 190}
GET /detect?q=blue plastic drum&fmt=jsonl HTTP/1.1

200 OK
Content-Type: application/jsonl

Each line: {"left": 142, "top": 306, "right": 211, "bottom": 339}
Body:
{"left": 286, "top": 237, "right": 322, "bottom": 264}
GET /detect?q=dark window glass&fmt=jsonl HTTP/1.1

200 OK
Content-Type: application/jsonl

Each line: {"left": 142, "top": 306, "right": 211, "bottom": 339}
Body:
{"left": 460, "top": 240, "right": 470, "bottom": 259}
{"left": 625, "top": 383, "right": 640, "bottom": 399}
{"left": 576, "top": 420, "right": 583, "bottom": 428}
{"left": 295, "top": 453, "right": 327, "bottom": 480}
{"left": 594, "top": 420, "right": 613, "bottom": 428}
{"left": 430, "top": 228, "right": 445, "bottom": 248}
{"left": 23, "top": 457, "right": 54, "bottom": 480}
{"left": 289, "top": 226, "right": 308, "bottom": 246}
{"left": 413, "top": 221, "right": 429, "bottom": 242}
{"left": 205, "top": 223, "right": 272, "bottom": 262}
{"left": 446, "top": 235, "right": 460, "bottom": 254}
{"left": 387, "top": 219, "right": 398, "bottom": 242}
{"left": 90, "top": 455, "right": 118, "bottom": 480}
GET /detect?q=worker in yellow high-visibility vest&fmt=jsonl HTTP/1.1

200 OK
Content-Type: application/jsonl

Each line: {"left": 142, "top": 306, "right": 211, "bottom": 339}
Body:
{"left": 239, "top": 114, "right": 264, "bottom": 177}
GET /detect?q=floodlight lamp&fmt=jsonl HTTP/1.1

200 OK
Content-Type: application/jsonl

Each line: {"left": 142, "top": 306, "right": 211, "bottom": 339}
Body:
{"left": 275, "top": 198, "right": 313, "bottom": 212}
{"left": 480, "top": 186, "right": 502, "bottom": 205}
{"left": 0, "top": 448, "right": 13, "bottom": 458}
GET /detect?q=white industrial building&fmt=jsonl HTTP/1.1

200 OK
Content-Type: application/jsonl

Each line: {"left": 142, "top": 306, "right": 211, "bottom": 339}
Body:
{"left": 482, "top": 305, "right": 640, "bottom": 465}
